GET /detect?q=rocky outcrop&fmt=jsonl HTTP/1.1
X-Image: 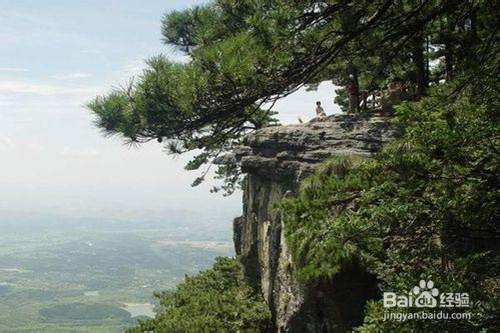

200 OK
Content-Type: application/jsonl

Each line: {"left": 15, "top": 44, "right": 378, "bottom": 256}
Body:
{"left": 233, "top": 114, "right": 398, "bottom": 332}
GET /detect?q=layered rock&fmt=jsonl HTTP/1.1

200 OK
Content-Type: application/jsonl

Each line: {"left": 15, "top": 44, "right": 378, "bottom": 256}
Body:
{"left": 233, "top": 114, "right": 397, "bottom": 332}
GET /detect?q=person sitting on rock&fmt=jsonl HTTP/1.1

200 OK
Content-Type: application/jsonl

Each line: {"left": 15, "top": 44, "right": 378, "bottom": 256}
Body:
{"left": 315, "top": 101, "right": 327, "bottom": 118}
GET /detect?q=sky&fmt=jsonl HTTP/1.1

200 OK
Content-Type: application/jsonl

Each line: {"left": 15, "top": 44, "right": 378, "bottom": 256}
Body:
{"left": 0, "top": 0, "right": 339, "bottom": 219}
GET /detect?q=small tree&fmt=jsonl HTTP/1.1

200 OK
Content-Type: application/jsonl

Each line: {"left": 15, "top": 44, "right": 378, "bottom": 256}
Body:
{"left": 127, "top": 257, "right": 271, "bottom": 332}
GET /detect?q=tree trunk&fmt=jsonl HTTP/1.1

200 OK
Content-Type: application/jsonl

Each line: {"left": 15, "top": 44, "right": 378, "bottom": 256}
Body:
{"left": 412, "top": 34, "right": 427, "bottom": 99}
{"left": 444, "top": 41, "right": 453, "bottom": 81}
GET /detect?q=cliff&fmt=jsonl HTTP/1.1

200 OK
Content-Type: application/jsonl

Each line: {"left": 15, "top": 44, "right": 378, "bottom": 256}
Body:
{"left": 233, "top": 114, "right": 398, "bottom": 332}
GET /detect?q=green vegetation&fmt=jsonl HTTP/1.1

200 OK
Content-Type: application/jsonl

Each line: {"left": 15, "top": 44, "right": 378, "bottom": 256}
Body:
{"left": 0, "top": 284, "right": 12, "bottom": 296}
{"left": 89, "top": 0, "right": 498, "bottom": 193}
{"left": 0, "top": 212, "right": 234, "bottom": 332}
{"left": 128, "top": 257, "right": 270, "bottom": 333}
{"left": 283, "top": 84, "right": 499, "bottom": 331}
{"left": 88, "top": 0, "right": 498, "bottom": 331}
{"left": 40, "top": 303, "right": 131, "bottom": 321}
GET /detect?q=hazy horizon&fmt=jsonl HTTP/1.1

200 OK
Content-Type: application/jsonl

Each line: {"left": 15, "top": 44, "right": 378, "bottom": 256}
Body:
{"left": 0, "top": 0, "right": 339, "bottom": 219}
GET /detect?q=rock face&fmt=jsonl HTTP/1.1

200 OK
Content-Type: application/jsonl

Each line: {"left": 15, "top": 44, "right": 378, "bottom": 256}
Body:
{"left": 233, "top": 114, "right": 398, "bottom": 332}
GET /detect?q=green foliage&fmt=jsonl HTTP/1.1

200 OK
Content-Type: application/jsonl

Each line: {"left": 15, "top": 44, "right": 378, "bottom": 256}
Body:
{"left": 84, "top": 1, "right": 500, "bottom": 330}
{"left": 40, "top": 303, "right": 131, "bottom": 321}
{"left": 0, "top": 215, "right": 234, "bottom": 332}
{"left": 127, "top": 257, "right": 270, "bottom": 333}
{"left": 333, "top": 87, "right": 349, "bottom": 112}
{"left": 83, "top": 1, "right": 500, "bottom": 330}
{"left": 89, "top": 1, "right": 498, "bottom": 192}
{"left": 161, "top": 6, "right": 221, "bottom": 53}
{"left": 282, "top": 82, "right": 499, "bottom": 331}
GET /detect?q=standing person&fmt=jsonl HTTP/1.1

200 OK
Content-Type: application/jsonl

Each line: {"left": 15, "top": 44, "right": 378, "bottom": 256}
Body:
{"left": 347, "top": 75, "right": 359, "bottom": 113}
{"left": 315, "top": 101, "right": 326, "bottom": 118}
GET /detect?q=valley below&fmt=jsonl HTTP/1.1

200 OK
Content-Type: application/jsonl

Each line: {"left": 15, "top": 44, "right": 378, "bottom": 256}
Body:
{"left": 0, "top": 210, "right": 235, "bottom": 332}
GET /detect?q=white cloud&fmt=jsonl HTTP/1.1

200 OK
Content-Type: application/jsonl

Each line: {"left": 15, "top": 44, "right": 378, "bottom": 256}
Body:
{"left": 0, "top": 136, "right": 13, "bottom": 150}
{"left": 60, "top": 147, "right": 100, "bottom": 157}
{"left": 123, "top": 57, "right": 148, "bottom": 77}
{"left": 80, "top": 49, "right": 102, "bottom": 54}
{"left": 52, "top": 72, "right": 93, "bottom": 80}
{"left": 0, "top": 67, "right": 28, "bottom": 72}
{"left": 0, "top": 80, "right": 59, "bottom": 94}
{"left": 0, "top": 96, "right": 15, "bottom": 106}
{"left": 0, "top": 79, "right": 104, "bottom": 113}
{"left": 0, "top": 79, "right": 99, "bottom": 96}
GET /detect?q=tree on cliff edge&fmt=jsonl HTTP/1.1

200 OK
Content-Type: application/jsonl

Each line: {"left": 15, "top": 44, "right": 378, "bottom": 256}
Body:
{"left": 87, "top": 1, "right": 498, "bottom": 332}
{"left": 88, "top": 0, "right": 497, "bottom": 193}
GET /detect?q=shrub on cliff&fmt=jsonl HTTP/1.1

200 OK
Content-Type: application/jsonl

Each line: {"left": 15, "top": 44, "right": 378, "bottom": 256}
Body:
{"left": 282, "top": 83, "right": 499, "bottom": 331}
{"left": 127, "top": 257, "right": 270, "bottom": 333}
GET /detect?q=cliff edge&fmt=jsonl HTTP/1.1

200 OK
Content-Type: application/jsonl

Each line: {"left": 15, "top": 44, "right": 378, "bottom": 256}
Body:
{"left": 233, "top": 114, "right": 398, "bottom": 332}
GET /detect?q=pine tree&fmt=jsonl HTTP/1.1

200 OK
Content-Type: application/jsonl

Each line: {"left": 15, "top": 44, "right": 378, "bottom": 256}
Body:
{"left": 88, "top": 0, "right": 497, "bottom": 191}
{"left": 88, "top": 1, "right": 499, "bottom": 331}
